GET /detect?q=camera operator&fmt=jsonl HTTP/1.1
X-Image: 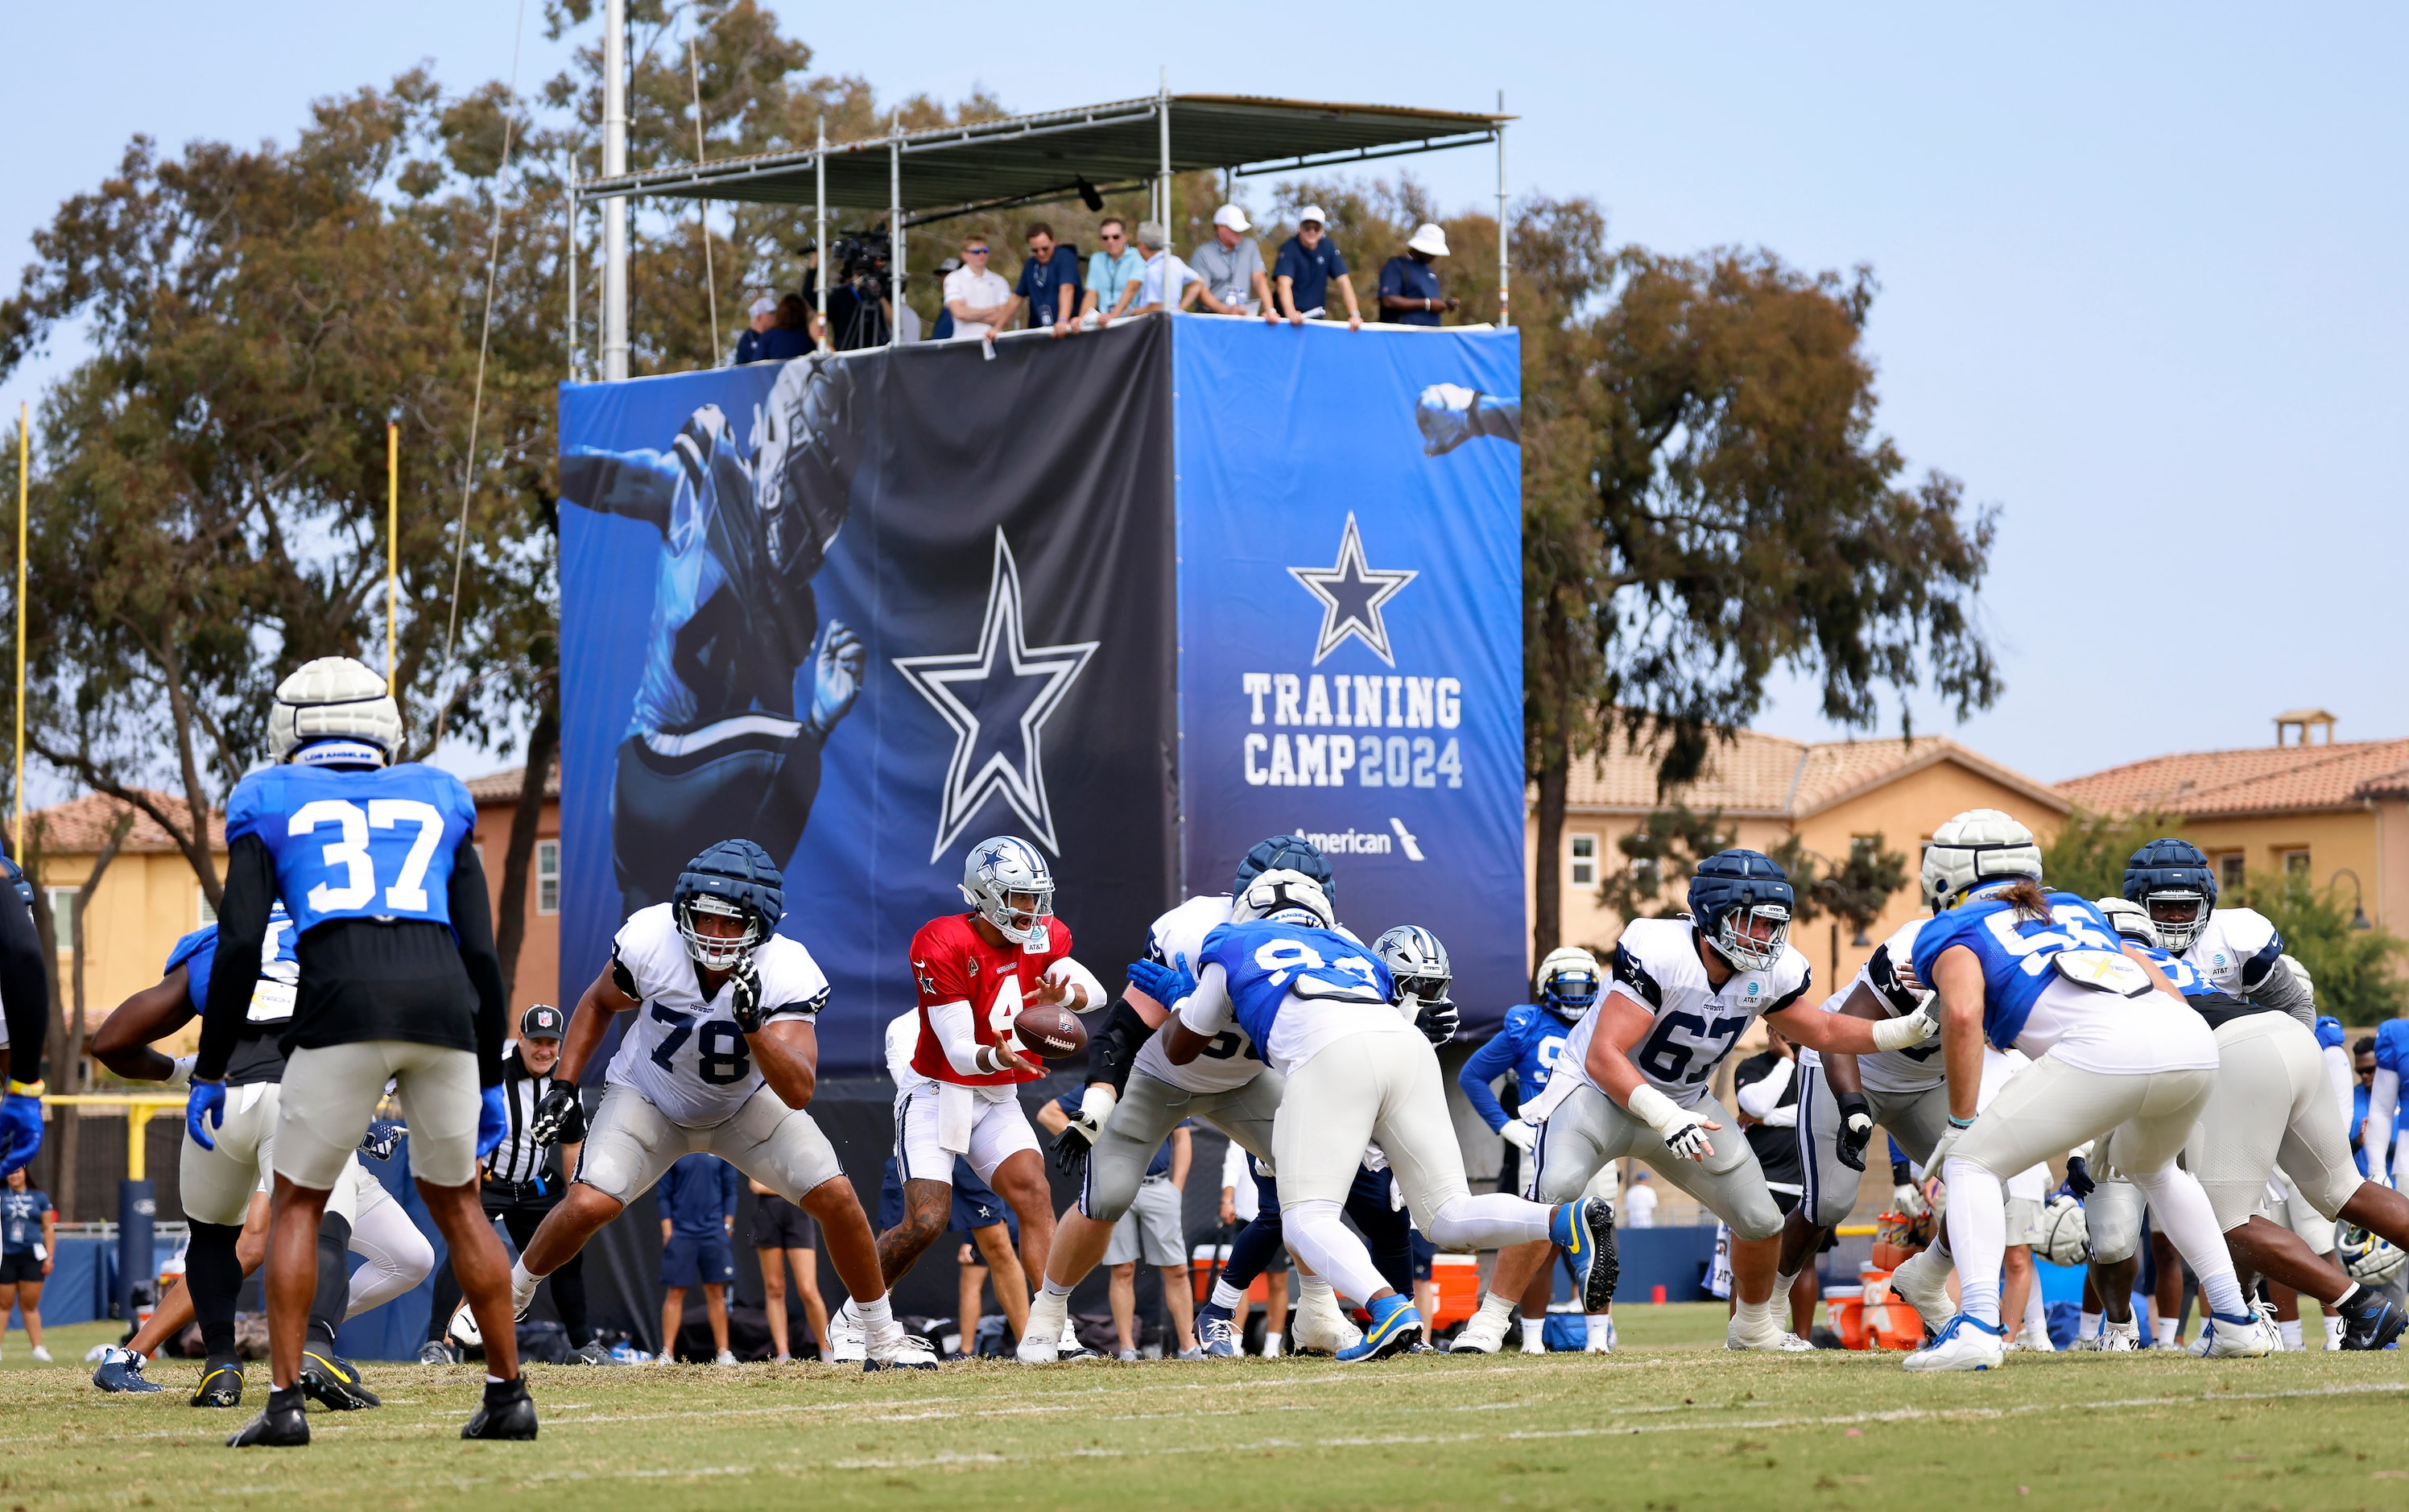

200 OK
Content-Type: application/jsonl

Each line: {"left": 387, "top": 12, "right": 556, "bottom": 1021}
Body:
{"left": 823, "top": 229, "right": 903, "bottom": 351}
{"left": 419, "top": 1006, "right": 602, "bottom": 1365}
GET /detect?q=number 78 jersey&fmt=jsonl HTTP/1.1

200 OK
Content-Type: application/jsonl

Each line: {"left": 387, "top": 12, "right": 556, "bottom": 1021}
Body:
{"left": 1558, "top": 917, "right": 1812, "bottom": 1110}
{"left": 606, "top": 903, "right": 831, "bottom": 1126}
{"left": 226, "top": 763, "right": 479, "bottom": 935}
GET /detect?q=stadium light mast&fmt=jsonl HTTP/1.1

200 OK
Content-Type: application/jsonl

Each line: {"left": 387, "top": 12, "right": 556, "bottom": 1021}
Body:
{"left": 602, "top": 0, "right": 630, "bottom": 381}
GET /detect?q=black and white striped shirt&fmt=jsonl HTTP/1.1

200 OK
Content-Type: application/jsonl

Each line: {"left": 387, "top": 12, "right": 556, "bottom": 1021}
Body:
{"left": 486, "top": 1043, "right": 586, "bottom": 1186}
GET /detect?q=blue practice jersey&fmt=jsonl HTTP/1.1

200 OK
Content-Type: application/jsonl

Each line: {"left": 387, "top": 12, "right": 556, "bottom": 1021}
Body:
{"left": 225, "top": 763, "right": 477, "bottom": 936}
{"left": 165, "top": 904, "right": 299, "bottom": 1016}
{"left": 1458, "top": 1002, "right": 1575, "bottom": 1132}
{"left": 1911, "top": 890, "right": 2133, "bottom": 1049}
{"left": 2375, "top": 1019, "right": 2409, "bottom": 1084}
{"left": 1197, "top": 919, "right": 1395, "bottom": 1056}
{"left": 2128, "top": 942, "right": 2215, "bottom": 998}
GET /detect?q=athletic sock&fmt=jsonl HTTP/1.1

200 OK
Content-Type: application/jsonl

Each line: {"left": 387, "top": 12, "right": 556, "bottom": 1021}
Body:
{"left": 1519, "top": 1317, "right": 1544, "bottom": 1350}
{"left": 2154, "top": 1317, "right": 2178, "bottom": 1348}
{"left": 1940, "top": 1156, "right": 2006, "bottom": 1327}
{"left": 187, "top": 1221, "right": 244, "bottom": 1361}
{"left": 1475, "top": 1291, "right": 1514, "bottom": 1326}
{"left": 2336, "top": 1283, "right": 2363, "bottom": 1308}
{"left": 2078, "top": 1310, "right": 2102, "bottom": 1341}
{"left": 2279, "top": 1319, "right": 2304, "bottom": 1350}
{"left": 1775, "top": 1269, "right": 1800, "bottom": 1300}
{"left": 855, "top": 1293, "right": 894, "bottom": 1330}
{"left": 1585, "top": 1312, "right": 1612, "bottom": 1347}
{"left": 1297, "top": 1277, "right": 1338, "bottom": 1309}
{"left": 308, "top": 1213, "right": 353, "bottom": 1348}
{"left": 1210, "top": 1279, "right": 1247, "bottom": 1311}
{"left": 1040, "top": 1276, "right": 1075, "bottom": 1302}
{"left": 1259, "top": 1331, "right": 1281, "bottom": 1357}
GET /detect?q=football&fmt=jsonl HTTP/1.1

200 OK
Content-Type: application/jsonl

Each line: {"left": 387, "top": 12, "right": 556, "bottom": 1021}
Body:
{"left": 1014, "top": 1002, "right": 1089, "bottom": 1059}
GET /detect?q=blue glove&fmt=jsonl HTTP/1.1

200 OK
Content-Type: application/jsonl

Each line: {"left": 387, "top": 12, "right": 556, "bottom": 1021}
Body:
{"left": 0, "top": 1089, "right": 44, "bottom": 1175}
{"left": 185, "top": 1080, "right": 227, "bottom": 1152}
{"left": 357, "top": 1119, "right": 407, "bottom": 1161}
{"left": 2317, "top": 1016, "right": 2346, "bottom": 1051}
{"left": 1127, "top": 952, "right": 1195, "bottom": 1008}
{"left": 476, "top": 1085, "right": 509, "bottom": 1159}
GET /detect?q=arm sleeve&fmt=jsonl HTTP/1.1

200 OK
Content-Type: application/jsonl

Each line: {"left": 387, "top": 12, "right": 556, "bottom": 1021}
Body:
{"left": 195, "top": 836, "right": 276, "bottom": 1083}
{"left": 1085, "top": 998, "right": 1152, "bottom": 1093}
{"left": 2326, "top": 1044, "right": 2355, "bottom": 1131}
{"left": 447, "top": 841, "right": 509, "bottom": 1088}
{"left": 2246, "top": 954, "right": 2315, "bottom": 1027}
{"left": 927, "top": 999, "right": 984, "bottom": 1077}
{"left": 0, "top": 861, "right": 46, "bottom": 1076}
{"left": 1176, "top": 964, "right": 1235, "bottom": 1037}
{"left": 1045, "top": 956, "right": 1107, "bottom": 1014}
{"left": 2370, "top": 1068, "right": 2400, "bottom": 1186}
{"left": 1735, "top": 1056, "right": 1795, "bottom": 1121}
{"left": 1456, "top": 1027, "right": 1519, "bottom": 1132}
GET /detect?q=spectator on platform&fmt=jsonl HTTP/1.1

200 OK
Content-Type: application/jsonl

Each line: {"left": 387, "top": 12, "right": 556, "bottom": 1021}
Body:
{"left": 930, "top": 258, "right": 962, "bottom": 341}
{"left": 659, "top": 1153, "right": 740, "bottom": 1365}
{"left": 1018, "top": 223, "right": 1084, "bottom": 338}
{"left": 1192, "top": 204, "right": 1276, "bottom": 318}
{"left": 1378, "top": 223, "right": 1461, "bottom": 326}
{"left": 1079, "top": 217, "right": 1147, "bottom": 328}
{"left": 1273, "top": 205, "right": 1362, "bottom": 329}
{"left": 943, "top": 234, "right": 1017, "bottom": 341}
{"left": 734, "top": 294, "right": 779, "bottom": 364}
{"left": 0, "top": 1165, "right": 56, "bottom": 1362}
{"left": 1130, "top": 221, "right": 1204, "bottom": 317}
{"left": 1622, "top": 1168, "right": 1657, "bottom": 1229}
{"left": 750, "top": 1179, "right": 828, "bottom": 1363}
{"left": 752, "top": 293, "right": 817, "bottom": 362}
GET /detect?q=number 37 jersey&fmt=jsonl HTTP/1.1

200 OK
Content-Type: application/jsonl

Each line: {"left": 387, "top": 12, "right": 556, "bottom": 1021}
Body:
{"left": 606, "top": 903, "right": 831, "bottom": 1127}
{"left": 225, "top": 763, "right": 478, "bottom": 935}
{"left": 1559, "top": 917, "right": 1812, "bottom": 1110}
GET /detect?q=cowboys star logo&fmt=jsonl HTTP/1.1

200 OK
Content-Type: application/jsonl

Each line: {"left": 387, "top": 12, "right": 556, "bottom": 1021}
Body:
{"left": 893, "top": 529, "right": 1098, "bottom": 863}
{"left": 1288, "top": 512, "right": 1416, "bottom": 666}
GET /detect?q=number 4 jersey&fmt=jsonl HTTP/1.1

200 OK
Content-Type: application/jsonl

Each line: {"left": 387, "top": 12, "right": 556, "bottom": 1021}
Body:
{"left": 606, "top": 903, "right": 831, "bottom": 1126}
{"left": 1554, "top": 917, "right": 1812, "bottom": 1111}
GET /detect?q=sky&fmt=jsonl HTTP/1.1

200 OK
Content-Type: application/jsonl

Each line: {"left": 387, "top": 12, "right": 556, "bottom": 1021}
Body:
{"left": 2, "top": 2, "right": 2401, "bottom": 787}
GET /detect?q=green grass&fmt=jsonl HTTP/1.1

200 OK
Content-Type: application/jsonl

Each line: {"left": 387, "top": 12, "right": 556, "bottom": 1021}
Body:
{"left": 2, "top": 1306, "right": 2406, "bottom": 1510}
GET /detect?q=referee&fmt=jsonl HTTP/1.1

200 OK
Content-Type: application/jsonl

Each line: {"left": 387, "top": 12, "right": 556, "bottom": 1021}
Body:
{"left": 422, "top": 1006, "right": 601, "bottom": 1365}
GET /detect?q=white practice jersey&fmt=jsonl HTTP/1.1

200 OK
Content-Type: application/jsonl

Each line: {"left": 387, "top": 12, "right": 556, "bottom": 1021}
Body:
{"left": 2171, "top": 907, "right": 2283, "bottom": 996}
{"left": 1558, "top": 916, "right": 1814, "bottom": 1111}
{"left": 1130, "top": 893, "right": 1267, "bottom": 1094}
{"left": 602, "top": 903, "right": 831, "bottom": 1127}
{"left": 885, "top": 1010, "right": 928, "bottom": 1089}
{"left": 1819, "top": 919, "right": 1944, "bottom": 1097}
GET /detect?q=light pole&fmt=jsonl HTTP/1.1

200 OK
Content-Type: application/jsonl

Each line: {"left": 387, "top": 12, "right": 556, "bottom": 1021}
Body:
{"left": 2330, "top": 868, "right": 2374, "bottom": 931}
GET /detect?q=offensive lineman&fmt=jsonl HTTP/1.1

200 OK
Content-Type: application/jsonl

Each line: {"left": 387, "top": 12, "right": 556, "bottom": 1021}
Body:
{"left": 510, "top": 841, "right": 932, "bottom": 1368}
{"left": 1471, "top": 850, "right": 1942, "bottom": 1352}
{"left": 192, "top": 658, "right": 528, "bottom": 1445}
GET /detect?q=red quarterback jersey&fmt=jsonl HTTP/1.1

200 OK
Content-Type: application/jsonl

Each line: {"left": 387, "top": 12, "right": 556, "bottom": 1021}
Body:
{"left": 910, "top": 913, "right": 1074, "bottom": 1087}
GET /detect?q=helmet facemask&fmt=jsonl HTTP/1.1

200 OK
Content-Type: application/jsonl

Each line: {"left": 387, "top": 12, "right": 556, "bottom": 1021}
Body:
{"left": 678, "top": 893, "right": 762, "bottom": 973}
{"left": 1541, "top": 965, "right": 1600, "bottom": 1019}
{"left": 1710, "top": 902, "right": 1791, "bottom": 973}
{"left": 976, "top": 884, "right": 1055, "bottom": 948}
{"left": 2145, "top": 889, "right": 2211, "bottom": 952}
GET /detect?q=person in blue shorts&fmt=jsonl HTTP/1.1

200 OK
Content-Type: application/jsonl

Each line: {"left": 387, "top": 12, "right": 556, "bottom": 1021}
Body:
{"left": 659, "top": 1153, "right": 741, "bottom": 1363}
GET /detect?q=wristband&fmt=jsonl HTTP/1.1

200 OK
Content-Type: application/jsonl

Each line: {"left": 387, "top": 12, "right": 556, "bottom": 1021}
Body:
{"left": 1623, "top": 1083, "right": 1692, "bottom": 1141}
{"left": 5, "top": 1079, "right": 43, "bottom": 1097}
{"left": 1948, "top": 1115, "right": 1975, "bottom": 1130}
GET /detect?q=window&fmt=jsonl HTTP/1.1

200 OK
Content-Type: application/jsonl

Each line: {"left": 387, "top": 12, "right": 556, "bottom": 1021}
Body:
{"left": 1568, "top": 833, "right": 1598, "bottom": 889}
{"left": 2217, "top": 853, "right": 2246, "bottom": 892}
{"left": 198, "top": 890, "right": 217, "bottom": 927}
{"left": 2281, "top": 849, "right": 2312, "bottom": 878}
{"left": 45, "top": 887, "right": 74, "bottom": 943}
{"left": 536, "top": 840, "right": 561, "bottom": 915}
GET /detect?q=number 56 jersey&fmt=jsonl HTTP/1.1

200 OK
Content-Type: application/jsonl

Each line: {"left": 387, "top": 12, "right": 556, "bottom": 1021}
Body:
{"left": 1556, "top": 917, "right": 1812, "bottom": 1111}
{"left": 605, "top": 903, "right": 831, "bottom": 1127}
{"left": 226, "top": 763, "right": 479, "bottom": 934}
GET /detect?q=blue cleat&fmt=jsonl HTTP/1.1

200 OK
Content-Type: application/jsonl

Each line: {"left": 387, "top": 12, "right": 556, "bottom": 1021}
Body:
{"left": 1196, "top": 1301, "right": 1241, "bottom": 1359}
{"left": 1337, "top": 1294, "right": 1424, "bottom": 1363}
{"left": 1550, "top": 1196, "right": 1620, "bottom": 1312}
{"left": 93, "top": 1347, "right": 166, "bottom": 1394}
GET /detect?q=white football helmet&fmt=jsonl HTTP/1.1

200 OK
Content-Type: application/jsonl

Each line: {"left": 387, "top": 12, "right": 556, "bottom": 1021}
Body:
{"left": 1233, "top": 868, "right": 1334, "bottom": 930}
{"left": 2035, "top": 1194, "right": 2090, "bottom": 1267}
{"left": 270, "top": 656, "right": 403, "bottom": 766}
{"left": 2339, "top": 1223, "right": 2407, "bottom": 1285}
{"left": 1535, "top": 946, "right": 1603, "bottom": 1018}
{"left": 961, "top": 836, "right": 1055, "bottom": 948}
{"left": 2093, "top": 896, "right": 2159, "bottom": 948}
{"left": 1919, "top": 808, "right": 2043, "bottom": 913}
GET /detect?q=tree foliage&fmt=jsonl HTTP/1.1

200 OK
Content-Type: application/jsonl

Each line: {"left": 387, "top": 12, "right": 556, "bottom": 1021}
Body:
{"left": 2038, "top": 808, "right": 2186, "bottom": 908}
{"left": 2229, "top": 871, "right": 2409, "bottom": 1025}
{"left": 1593, "top": 804, "right": 1729, "bottom": 924}
{"left": 1768, "top": 832, "right": 1911, "bottom": 939}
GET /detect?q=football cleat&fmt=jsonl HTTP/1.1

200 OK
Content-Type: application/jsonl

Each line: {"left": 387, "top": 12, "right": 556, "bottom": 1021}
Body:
{"left": 461, "top": 1376, "right": 539, "bottom": 1440}
{"left": 1116, "top": 1348, "right": 1140, "bottom": 1362}
{"left": 713, "top": 1350, "right": 739, "bottom": 1366}
{"left": 192, "top": 1354, "right": 246, "bottom": 1408}
{"left": 418, "top": 1340, "right": 457, "bottom": 1366}
{"left": 1289, "top": 1292, "right": 1365, "bottom": 1357}
{"left": 572, "top": 1340, "right": 615, "bottom": 1366}
{"left": 2101, "top": 1318, "right": 2140, "bottom": 1353}
{"left": 1337, "top": 1295, "right": 1424, "bottom": 1363}
{"left": 1448, "top": 1307, "right": 1509, "bottom": 1355}
{"left": 226, "top": 1386, "right": 311, "bottom": 1448}
{"left": 29, "top": 1345, "right": 50, "bottom": 1363}
{"left": 1887, "top": 1245, "right": 1953, "bottom": 1342}
{"left": 1057, "top": 1318, "right": 1101, "bottom": 1363}
{"left": 863, "top": 1321, "right": 939, "bottom": 1372}
{"left": 829, "top": 1302, "right": 869, "bottom": 1364}
{"left": 1903, "top": 1314, "right": 2006, "bottom": 1373}
{"left": 1550, "top": 1196, "right": 1620, "bottom": 1312}
{"left": 299, "top": 1347, "right": 380, "bottom": 1411}
{"left": 1196, "top": 1301, "right": 1241, "bottom": 1359}
{"left": 1727, "top": 1312, "right": 1816, "bottom": 1353}
{"left": 2197, "top": 1309, "right": 2275, "bottom": 1359}
{"left": 2337, "top": 1287, "right": 2406, "bottom": 1352}
{"left": 93, "top": 1347, "right": 165, "bottom": 1394}
{"left": 1016, "top": 1292, "right": 1068, "bottom": 1364}
{"left": 1176, "top": 1346, "right": 1206, "bottom": 1361}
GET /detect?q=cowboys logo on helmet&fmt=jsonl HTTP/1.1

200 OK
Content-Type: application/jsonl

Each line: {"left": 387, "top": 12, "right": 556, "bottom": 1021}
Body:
{"left": 2122, "top": 838, "right": 2217, "bottom": 953}
{"left": 1535, "top": 945, "right": 1601, "bottom": 1020}
{"left": 673, "top": 839, "right": 784, "bottom": 972}
{"left": 1375, "top": 926, "right": 1453, "bottom": 1010}
{"left": 1233, "top": 868, "right": 1334, "bottom": 930}
{"left": 962, "top": 836, "right": 1055, "bottom": 948}
{"left": 1686, "top": 850, "right": 1794, "bottom": 973}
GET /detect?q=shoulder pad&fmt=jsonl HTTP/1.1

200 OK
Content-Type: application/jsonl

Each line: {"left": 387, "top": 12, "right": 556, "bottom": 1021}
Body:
{"left": 164, "top": 925, "right": 217, "bottom": 976}
{"left": 2376, "top": 1019, "right": 2409, "bottom": 1074}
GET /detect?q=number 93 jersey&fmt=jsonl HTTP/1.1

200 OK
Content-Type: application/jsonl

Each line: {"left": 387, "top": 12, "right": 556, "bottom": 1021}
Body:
{"left": 1188, "top": 919, "right": 1401, "bottom": 1078}
{"left": 1131, "top": 894, "right": 1266, "bottom": 1094}
{"left": 1560, "top": 917, "right": 1812, "bottom": 1110}
{"left": 226, "top": 763, "right": 478, "bottom": 935}
{"left": 605, "top": 903, "right": 832, "bottom": 1127}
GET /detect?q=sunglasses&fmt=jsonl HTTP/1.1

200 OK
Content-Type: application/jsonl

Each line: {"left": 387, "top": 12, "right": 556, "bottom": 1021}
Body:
{"left": 965, "top": 246, "right": 990, "bottom": 254}
{"left": 1101, "top": 231, "right": 1125, "bottom": 240}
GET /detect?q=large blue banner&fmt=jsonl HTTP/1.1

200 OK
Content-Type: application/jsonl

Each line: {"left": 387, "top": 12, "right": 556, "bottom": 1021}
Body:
{"left": 1174, "top": 320, "right": 1525, "bottom": 1024}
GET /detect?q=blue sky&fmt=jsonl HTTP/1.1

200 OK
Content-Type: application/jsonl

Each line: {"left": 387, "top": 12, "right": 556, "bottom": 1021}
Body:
{"left": 4, "top": 2, "right": 2399, "bottom": 784}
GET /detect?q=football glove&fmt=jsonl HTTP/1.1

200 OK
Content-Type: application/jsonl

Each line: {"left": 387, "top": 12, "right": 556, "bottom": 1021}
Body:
{"left": 1126, "top": 953, "right": 1195, "bottom": 1009}
{"left": 1870, "top": 1001, "right": 1940, "bottom": 1053}
{"left": 0, "top": 1084, "right": 45, "bottom": 1175}
{"left": 184, "top": 1080, "right": 227, "bottom": 1153}
{"left": 476, "top": 1085, "right": 510, "bottom": 1160}
{"left": 1891, "top": 1181, "right": 1928, "bottom": 1219}
{"left": 728, "top": 960, "right": 767, "bottom": 1034}
{"left": 357, "top": 1119, "right": 407, "bottom": 1161}
{"left": 1414, "top": 997, "right": 1460, "bottom": 1047}
{"left": 1834, "top": 1092, "right": 1875, "bottom": 1172}
{"left": 1501, "top": 1119, "right": 1537, "bottom": 1153}
{"left": 530, "top": 1083, "right": 581, "bottom": 1146}
{"left": 167, "top": 1055, "right": 197, "bottom": 1089}
{"left": 2062, "top": 1153, "right": 2097, "bottom": 1199}
{"left": 1050, "top": 1085, "right": 1117, "bottom": 1179}
{"left": 1662, "top": 1120, "right": 1714, "bottom": 1162}
{"left": 1923, "top": 1117, "right": 1973, "bottom": 1177}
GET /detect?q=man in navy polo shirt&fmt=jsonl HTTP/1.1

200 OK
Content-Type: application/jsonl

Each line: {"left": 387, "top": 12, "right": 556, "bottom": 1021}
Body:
{"left": 1272, "top": 204, "right": 1362, "bottom": 329}
{"left": 1017, "top": 224, "right": 1084, "bottom": 338}
{"left": 1378, "top": 224, "right": 1462, "bottom": 327}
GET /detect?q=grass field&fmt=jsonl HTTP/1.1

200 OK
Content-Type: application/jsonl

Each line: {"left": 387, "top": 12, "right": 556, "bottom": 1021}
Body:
{"left": 4, "top": 1308, "right": 2409, "bottom": 1510}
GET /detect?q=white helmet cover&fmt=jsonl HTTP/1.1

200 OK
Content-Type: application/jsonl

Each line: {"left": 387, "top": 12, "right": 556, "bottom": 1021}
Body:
{"left": 961, "top": 836, "right": 1055, "bottom": 948}
{"left": 1920, "top": 808, "right": 2043, "bottom": 913}
{"left": 1233, "top": 868, "right": 1335, "bottom": 930}
{"left": 2093, "top": 897, "right": 2159, "bottom": 948}
{"left": 271, "top": 656, "right": 403, "bottom": 766}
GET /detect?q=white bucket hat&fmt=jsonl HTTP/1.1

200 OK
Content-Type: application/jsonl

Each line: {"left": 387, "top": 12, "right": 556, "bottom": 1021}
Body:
{"left": 1407, "top": 223, "right": 1450, "bottom": 258}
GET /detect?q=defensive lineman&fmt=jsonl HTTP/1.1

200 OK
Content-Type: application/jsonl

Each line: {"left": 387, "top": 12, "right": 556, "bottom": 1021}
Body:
{"left": 1166, "top": 870, "right": 1617, "bottom": 1360}
{"left": 511, "top": 841, "right": 932, "bottom": 1368}
{"left": 192, "top": 658, "right": 530, "bottom": 1444}
{"left": 1473, "top": 850, "right": 1942, "bottom": 1352}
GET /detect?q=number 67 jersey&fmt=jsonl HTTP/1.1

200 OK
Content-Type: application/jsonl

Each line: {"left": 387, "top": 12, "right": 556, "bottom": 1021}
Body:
{"left": 1553, "top": 917, "right": 1812, "bottom": 1112}
{"left": 607, "top": 903, "right": 831, "bottom": 1126}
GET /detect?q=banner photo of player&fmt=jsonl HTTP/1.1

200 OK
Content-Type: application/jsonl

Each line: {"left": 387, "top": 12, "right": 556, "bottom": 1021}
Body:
{"left": 1173, "top": 320, "right": 1525, "bottom": 1027}
{"left": 560, "top": 320, "right": 1179, "bottom": 1077}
